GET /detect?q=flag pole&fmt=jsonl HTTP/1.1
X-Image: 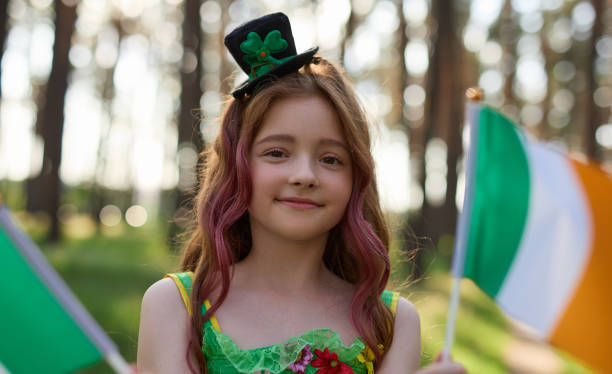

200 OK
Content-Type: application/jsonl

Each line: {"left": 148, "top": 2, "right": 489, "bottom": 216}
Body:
{"left": 441, "top": 87, "right": 483, "bottom": 362}
{"left": 106, "top": 351, "right": 133, "bottom": 374}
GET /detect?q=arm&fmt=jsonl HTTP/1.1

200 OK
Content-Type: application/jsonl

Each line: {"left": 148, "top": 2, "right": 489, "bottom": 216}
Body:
{"left": 136, "top": 278, "right": 199, "bottom": 373}
{"left": 377, "top": 296, "right": 421, "bottom": 373}
{"left": 376, "top": 296, "right": 466, "bottom": 374}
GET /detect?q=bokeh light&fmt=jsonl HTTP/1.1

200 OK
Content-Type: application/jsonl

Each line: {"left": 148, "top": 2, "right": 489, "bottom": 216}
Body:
{"left": 100, "top": 205, "right": 122, "bottom": 226}
{"left": 125, "top": 205, "right": 148, "bottom": 227}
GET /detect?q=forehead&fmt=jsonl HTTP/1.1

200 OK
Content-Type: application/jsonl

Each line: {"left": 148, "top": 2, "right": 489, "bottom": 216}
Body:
{"left": 255, "top": 95, "right": 346, "bottom": 143}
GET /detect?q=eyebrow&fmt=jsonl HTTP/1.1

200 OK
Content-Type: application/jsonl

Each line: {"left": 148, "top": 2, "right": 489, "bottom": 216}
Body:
{"left": 255, "top": 134, "right": 349, "bottom": 151}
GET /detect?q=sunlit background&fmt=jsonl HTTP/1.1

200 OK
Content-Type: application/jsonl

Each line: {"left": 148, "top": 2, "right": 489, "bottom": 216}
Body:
{"left": 1, "top": 0, "right": 610, "bottom": 223}
{"left": 0, "top": 0, "right": 610, "bottom": 372}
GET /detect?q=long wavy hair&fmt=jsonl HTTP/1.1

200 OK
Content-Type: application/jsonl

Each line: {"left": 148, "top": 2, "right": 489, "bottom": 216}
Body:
{"left": 179, "top": 57, "right": 394, "bottom": 373}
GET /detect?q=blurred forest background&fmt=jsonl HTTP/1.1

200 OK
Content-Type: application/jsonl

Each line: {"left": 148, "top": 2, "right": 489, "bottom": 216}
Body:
{"left": 0, "top": 0, "right": 610, "bottom": 372}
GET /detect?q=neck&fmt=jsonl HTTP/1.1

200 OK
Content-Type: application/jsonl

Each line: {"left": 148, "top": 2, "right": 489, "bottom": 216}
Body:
{"left": 235, "top": 227, "right": 331, "bottom": 294}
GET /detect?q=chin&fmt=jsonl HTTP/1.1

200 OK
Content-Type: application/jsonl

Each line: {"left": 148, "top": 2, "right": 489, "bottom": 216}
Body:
{"left": 275, "top": 224, "right": 332, "bottom": 242}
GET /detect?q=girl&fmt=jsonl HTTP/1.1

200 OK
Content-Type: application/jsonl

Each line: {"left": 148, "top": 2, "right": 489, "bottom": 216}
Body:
{"left": 137, "top": 13, "right": 466, "bottom": 374}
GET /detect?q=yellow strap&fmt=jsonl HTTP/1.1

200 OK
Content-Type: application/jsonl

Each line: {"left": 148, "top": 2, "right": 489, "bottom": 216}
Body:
{"left": 390, "top": 291, "right": 400, "bottom": 317}
{"left": 165, "top": 273, "right": 192, "bottom": 316}
{"left": 165, "top": 272, "right": 222, "bottom": 332}
{"left": 203, "top": 299, "right": 222, "bottom": 332}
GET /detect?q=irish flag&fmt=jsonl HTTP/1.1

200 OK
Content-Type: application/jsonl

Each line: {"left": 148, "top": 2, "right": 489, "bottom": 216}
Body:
{"left": 0, "top": 204, "right": 131, "bottom": 374}
{"left": 455, "top": 103, "right": 612, "bottom": 372}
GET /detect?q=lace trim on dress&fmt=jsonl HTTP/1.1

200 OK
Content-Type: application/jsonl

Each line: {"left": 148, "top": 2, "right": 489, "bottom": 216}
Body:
{"left": 202, "top": 326, "right": 367, "bottom": 374}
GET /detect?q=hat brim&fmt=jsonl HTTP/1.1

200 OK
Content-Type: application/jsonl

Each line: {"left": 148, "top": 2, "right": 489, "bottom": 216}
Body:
{"left": 231, "top": 47, "right": 319, "bottom": 98}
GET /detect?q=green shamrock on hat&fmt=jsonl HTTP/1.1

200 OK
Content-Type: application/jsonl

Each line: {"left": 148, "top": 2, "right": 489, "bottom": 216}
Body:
{"left": 240, "top": 30, "right": 294, "bottom": 79}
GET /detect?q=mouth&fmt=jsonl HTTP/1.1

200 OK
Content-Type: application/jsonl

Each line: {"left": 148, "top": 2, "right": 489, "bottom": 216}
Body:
{"left": 275, "top": 198, "right": 323, "bottom": 210}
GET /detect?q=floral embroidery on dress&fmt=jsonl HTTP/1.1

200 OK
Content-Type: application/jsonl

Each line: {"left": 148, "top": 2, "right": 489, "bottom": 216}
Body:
{"left": 355, "top": 344, "right": 384, "bottom": 374}
{"left": 287, "top": 344, "right": 313, "bottom": 373}
{"left": 311, "top": 347, "right": 355, "bottom": 374}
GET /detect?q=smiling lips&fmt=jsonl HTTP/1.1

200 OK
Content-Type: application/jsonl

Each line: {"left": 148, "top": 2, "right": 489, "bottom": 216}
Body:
{"left": 276, "top": 197, "right": 323, "bottom": 210}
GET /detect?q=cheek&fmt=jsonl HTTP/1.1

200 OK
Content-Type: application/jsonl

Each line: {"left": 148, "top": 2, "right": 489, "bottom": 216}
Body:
{"left": 250, "top": 163, "right": 284, "bottom": 196}
{"left": 327, "top": 170, "right": 353, "bottom": 206}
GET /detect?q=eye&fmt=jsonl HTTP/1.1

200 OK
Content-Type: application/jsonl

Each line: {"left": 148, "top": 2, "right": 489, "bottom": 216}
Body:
{"left": 263, "top": 148, "right": 287, "bottom": 158}
{"left": 321, "top": 155, "right": 343, "bottom": 165}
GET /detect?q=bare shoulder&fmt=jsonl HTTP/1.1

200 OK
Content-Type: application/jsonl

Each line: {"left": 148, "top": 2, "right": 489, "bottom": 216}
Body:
{"left": 140, "top": 278, "right": 188, "bottom": 324}
{"left": 137, "top": 278, "right": 198, "bottom": 373}
{"left": 377, "top": 296, "right": 421, "bottom": 374}
{"left": 143, "top": 277, "right": 184, "bottom": 305}
{"left": 394, "top": 296, "right": 420, "bottom": 336}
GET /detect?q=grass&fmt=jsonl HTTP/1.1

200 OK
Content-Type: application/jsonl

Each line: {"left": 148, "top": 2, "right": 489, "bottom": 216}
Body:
{"left": 15, "top": 213, "right": 593, "bottom": 373}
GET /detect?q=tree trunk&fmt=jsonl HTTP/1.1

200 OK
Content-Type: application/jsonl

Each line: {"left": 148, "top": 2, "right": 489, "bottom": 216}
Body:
{"left": 537, "top": 10, "right": 556, "bottom": 140}
{"left": 500, "top": 0, "right": 517, "bottom": 110}
{"left": 410, "top": 0, "right": 464, "bottom": 277}
{"left": 410, "top": 3, "right": 439, "bottom": 277}
{"left": 0, "top": 0, "right": 9, "bottom": 100}
{"left": 437, "top": 0, "right": 464, "bottom": 258}
{"left": 396, "top": 0, "right": 425, "bottom": 263}
{"left": 584, "top": 0, "right": 603, "bottom": 160}
{"left": 169, "top": 0, "right": 204, "bottom": 249}
{"left": 89, "top": 19, "right": 123, "bottom": 229}
{"left": 340, "top": 1, "right": 356, "bottom": 66}
{"left": 176, "top": 0, "right": 204, "bottom": 207}
{"left": 218, "top": 0, "right": 233, "bottom": 96}
{"left": 26, "top": 0, "right": 77, "bottom": 242}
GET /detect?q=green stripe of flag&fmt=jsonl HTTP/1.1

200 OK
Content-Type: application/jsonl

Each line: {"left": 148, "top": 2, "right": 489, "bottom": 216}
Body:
{"left": 463, "top": 107, "right": 531, "bottom": 297}
{"left": 0, "top": 206, "right": 124, "bottom": 374}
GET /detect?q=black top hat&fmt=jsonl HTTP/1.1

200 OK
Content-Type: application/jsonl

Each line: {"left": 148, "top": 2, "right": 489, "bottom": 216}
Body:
{"left": 224, "top": 12, "right": 319, "bottom": 98}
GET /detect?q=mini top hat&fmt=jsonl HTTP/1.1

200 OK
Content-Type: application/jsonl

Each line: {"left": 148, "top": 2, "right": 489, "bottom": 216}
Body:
{"left": 224, "top": 12, "right": 319, "bottom": 98}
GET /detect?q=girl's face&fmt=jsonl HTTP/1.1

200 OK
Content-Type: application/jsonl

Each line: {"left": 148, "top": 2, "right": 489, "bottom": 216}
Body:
{"left": 248, "top": 95, "right": 353, "bottom": 243}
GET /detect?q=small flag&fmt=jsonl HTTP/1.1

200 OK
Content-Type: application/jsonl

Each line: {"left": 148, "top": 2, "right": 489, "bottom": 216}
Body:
{"left": 0, "top": 204, "right": 131, "bottom": 374}
{"left": 455, "top": 103, "right": 612, "bottom": 372}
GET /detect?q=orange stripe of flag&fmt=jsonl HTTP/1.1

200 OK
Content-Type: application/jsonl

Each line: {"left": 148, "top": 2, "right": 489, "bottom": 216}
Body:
{"left": 549, "top": 159, "right": 612, "bottom": 373}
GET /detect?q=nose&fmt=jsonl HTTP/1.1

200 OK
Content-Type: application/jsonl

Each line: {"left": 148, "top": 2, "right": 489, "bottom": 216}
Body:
{"left": 288, "top": 157, "right": 319, "bottom": 188}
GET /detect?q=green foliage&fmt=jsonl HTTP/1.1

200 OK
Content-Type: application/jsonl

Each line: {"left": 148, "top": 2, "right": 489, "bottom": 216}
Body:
{"left": 0, "top": 180, "right": 27, "bottom": 211}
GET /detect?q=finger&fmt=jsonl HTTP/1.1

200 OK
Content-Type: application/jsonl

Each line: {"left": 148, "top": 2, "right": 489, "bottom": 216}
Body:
{"left": 435, "top": 352, "right": 452, "bottom": 363}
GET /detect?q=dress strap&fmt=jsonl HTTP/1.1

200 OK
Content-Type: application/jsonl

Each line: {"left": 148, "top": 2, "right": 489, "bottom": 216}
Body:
{"left": 164, "top": 272, "right": 222, "bottom": 332}
{"left": 381, "top": 290, "right": 400, "bottom": 317}
{"left": 165, "top": 272, "right": 194, "bottom": 316}
{"left": 201, "top": 299, "right": 222, "bottom": 332}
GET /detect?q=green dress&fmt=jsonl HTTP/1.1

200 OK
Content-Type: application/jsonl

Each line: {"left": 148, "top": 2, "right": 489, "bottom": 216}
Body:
{"left": 166, "top": 272, "right": 399, "bottom": 374}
